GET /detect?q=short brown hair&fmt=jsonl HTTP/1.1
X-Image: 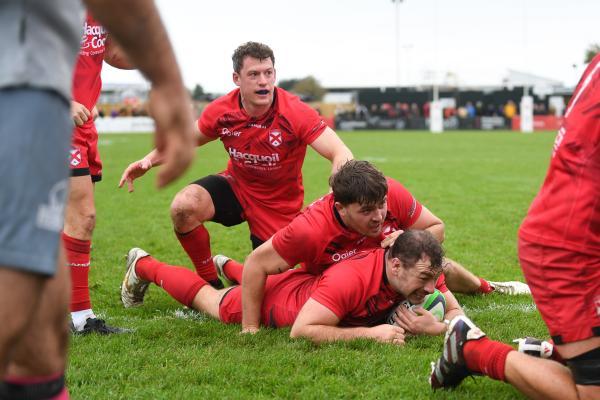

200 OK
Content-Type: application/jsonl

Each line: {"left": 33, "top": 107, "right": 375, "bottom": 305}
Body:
{"left": 232, "top": 42, "right": 275, "bottom": 73}
{"left": 329, "top": 160, "right": 388, "bottom": 206}
{"left": 390, "top": 230, "right": 444, "bottom": 273}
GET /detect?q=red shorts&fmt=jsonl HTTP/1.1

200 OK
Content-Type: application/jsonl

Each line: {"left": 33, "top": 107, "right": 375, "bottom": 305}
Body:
{"left": 221, "top": 172, "right": 299, "bottom": 241}
{"left": 219, "top": 270, "right": 311, "bottom": 327}
{"left": 518, "top": 237, "right": 600, "bottom": 344}
{"left": 69, "top": 122, "right": 102, "bottom": 182}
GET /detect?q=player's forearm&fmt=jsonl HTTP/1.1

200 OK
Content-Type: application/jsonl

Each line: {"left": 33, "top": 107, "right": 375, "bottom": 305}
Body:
{"left": 241, "top": 265, "right": 267, "bottom": 330}
{"left": 329, "top": 146, "right": 353, "bottom": 174}
{"left": 143, "top": 149, "right": 164, "bottom": 167}
{"left": 84, "top": 0, "right": 184, "bottom": 88}
{"left": 290, "top": 324, "right": 372, "bottom": 344}
{"left": 425, "top": 222, "right": 445, "bottom": 243}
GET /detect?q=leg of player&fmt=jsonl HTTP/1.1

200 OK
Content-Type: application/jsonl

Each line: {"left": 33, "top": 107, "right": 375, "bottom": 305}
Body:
{"left": 0, "top": 269, "right": 45, "bottom": 376}
{"left": 63, "top": 176, "right": 125, "bottom": 334}
{"left": 121, "top": 248, "right": 229, "bottom": 319}
{"left": 170, "top": 184, "right": 222, "bottom": 288}
{"left": 443, "top": 258, "right": 530, "bottom": 295}
{"left": 430, "top": 316, "right": 599, "bottom": 399}
{"left": 3, "top": 251, "right": 70, "bottom": 399}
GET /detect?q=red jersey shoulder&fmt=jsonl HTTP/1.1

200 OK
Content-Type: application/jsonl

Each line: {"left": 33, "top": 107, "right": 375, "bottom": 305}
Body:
{"left": 274, "top": 88, "right": 326, "bottom": 144}
{"left": 198, "top": 89, "right": 244, "bottom": 137}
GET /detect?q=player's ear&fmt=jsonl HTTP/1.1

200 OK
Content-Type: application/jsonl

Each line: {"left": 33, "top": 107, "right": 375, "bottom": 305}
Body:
{"left": 233, "top": 72, "right": 241, "bottom": 87}
{"left": 333, "top": 201, "right": 344, "bottom": 214}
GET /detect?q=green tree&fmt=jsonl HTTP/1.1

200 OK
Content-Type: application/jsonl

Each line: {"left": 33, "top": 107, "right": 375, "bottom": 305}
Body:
{"left": 291, "top": 76, "right": 326, "bottom": 101}
{"left": 192, "top": 84, "right": 204, "bottom": 100}
{"left": 585, "top": 43, "right": 600, "bottom": 63}
{"left": 278, "top": 78, "right": 299, "bottom": 91}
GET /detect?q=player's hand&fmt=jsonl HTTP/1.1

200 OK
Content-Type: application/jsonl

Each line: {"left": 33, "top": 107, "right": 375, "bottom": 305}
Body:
{"left": 118, "top": 158, "right": 153, "bottom": 192}
{"left": 369, "top": 324, "right": 405, "bottom": 346}
{"left": 392, "top": 305, "right": 445, "bottom": 336}
{"left": 71, "top": 101, "right": 91, "bottom": 126}
{"left": 380, "top": 229, "right": 404, "bottom": 248}
{"left": 241, "top": 326, "right": 260, "bottom": 335}
{"left": 91, "top": 106, "right": 100, "bottom": 121}
{"left": 147, "top": 83, "right": 195, "bottom": 189}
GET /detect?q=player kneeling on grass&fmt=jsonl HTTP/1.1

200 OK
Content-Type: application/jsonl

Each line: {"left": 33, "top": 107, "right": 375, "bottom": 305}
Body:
{"left": 122, "top": 230, "right": 463, "bottom": 343}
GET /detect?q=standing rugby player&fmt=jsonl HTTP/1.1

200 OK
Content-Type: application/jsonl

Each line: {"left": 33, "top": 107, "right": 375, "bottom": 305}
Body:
{"left": 120, "top": 42, "right": 353, "bottom": 288}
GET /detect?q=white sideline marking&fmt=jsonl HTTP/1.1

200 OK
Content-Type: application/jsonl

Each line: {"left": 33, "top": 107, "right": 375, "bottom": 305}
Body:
{"left": 173, "top": 308, "right": 208, "bottom": 321}
{"left": 363, "top": 156, "right": 388, "bottom": 163}
{"left": 462, "top": 302, "right": 537, "bottom": 315}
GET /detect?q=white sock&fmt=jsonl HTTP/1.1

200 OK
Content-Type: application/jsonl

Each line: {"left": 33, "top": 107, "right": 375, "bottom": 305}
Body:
{"left": 71, "top": 309, "right": 95, "bottom": 331}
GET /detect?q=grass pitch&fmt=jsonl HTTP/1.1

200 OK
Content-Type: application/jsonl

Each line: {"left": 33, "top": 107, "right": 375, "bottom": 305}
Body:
{"left": 69, "top": 130, "right": 555, "bottom": 399}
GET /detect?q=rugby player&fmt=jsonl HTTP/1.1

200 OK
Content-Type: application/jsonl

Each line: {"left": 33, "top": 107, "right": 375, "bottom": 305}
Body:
{"left": 119, "top": 41, "right": 353, "bottom": 289}
{"left": 430, "top": 54, "right": 600, "bottom": 399}
{"left": 121, "top": 230, "right": 463, "bottom": 342}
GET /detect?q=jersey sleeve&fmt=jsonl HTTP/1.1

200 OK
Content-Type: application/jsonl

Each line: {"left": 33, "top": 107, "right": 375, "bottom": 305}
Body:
{"left": 435, "top": 273, "right": 448, "bottom": 293}
{"left": 197, "top": 103, "right": 220, "bottom": 139}
{"left": 289, "top": 97, "right": 328, "bottom": 145}
{"left": 309, "top": 268, "right": 365, "bottom": 320}
{"left": 386, "top": 178, "right": 423, "bottom": 228}
{"left": 271, "top": 214, "right": 321, "bottom": 268}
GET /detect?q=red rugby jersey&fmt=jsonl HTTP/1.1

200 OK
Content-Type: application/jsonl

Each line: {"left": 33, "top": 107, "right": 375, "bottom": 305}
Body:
{"left": 72, "top": 14, "right": 106, "bottom": 119}
{"left": 261, "top": 249, "right": 403, "bottom": 327}
{"left": 271, "top": 177, "right": 423, "bottom": 274}
{"left": 519, "top": 54, "right": 600, "bottom": 256}
{"left": 198, "top": 87, "right": 327, "bottom": 219}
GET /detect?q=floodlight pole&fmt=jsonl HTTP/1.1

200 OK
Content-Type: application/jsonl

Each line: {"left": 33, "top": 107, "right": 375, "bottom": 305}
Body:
{"left": 392, "top": 0, "right": 404, "bottom": 89}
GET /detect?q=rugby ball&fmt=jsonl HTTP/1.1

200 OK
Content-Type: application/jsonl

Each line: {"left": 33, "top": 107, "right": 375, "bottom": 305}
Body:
{"left": 387, "top": 289, "right": 446, "bottom": 325}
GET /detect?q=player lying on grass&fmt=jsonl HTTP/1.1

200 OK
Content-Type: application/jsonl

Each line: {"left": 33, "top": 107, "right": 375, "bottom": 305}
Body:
{"left": 121, "top": 230, "right": 463, "bottom": 342}
{"left": 118, "top": 41, "right": 353, "bottom": 289}
{"left": 230, "top": 160, "right": 530, "bottom": 333}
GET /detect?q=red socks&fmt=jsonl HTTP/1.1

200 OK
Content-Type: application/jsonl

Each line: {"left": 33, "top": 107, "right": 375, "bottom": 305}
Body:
{"left": 478, "top": 277, "right": 493, "bottom": 294}
{"left": 62, "top": 232, "right": 91, "bottom": 312}
{"left": 136, "top": 256, "right": 208, "bottom": 307}
{"left": 223, "top": 259, "right": 244, "bottom": 284}
{"left": 464, "top": 337, "right": 514, "bottom": 381}
{"left": 176, "top": 225, "right": 218, "bottom": 282}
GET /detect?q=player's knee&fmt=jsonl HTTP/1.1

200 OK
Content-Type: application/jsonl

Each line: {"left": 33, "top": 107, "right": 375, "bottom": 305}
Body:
{"left": 566, "top": 346, "right": 600, "bottom": 388}
{"left": 170, "top": 190, "right": 211, "bottom": 227}
{"left": 79, "top": 210, "right": 96, "bottom": 234}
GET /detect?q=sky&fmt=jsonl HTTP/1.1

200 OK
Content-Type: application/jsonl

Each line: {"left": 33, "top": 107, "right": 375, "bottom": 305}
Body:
{"left": 102, "top": 0, "right": 600, "bottom": 94}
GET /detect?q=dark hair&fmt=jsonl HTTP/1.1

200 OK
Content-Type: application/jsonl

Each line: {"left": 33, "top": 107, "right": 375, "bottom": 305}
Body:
{"left": 329, "top": 160, "right": 388, "bottom": 206}
{"left": 389, "top": 230, "right": 444, "bottom": 273}
{"left": 232, "top": 42, "right": 275, "bottom": 73}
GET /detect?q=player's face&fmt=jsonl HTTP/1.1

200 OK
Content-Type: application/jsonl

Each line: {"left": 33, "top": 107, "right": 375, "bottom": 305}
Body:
{"left": 336, "top": 199, "right": 387, "bottom": 237}
{"left": 392, "top": 256, "right": 437, "bottom": 304}
{"left": 233, "top": 56, "right": 276, "bottom": 114}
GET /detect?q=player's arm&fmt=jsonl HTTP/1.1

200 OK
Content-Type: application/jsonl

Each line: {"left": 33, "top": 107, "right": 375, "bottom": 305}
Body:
{"left": 103, "top": 35, "right": 134, "bottom": 70}
{"left": 118, "top": 125, "right": 214, "bottom": 192}
{"left": 241, "top": 238, "right": 292, "bottom": 333}
{"left": 290, "top": 299, "right": 406, "bottom": 345}
{"left": 309, "top": 127, "right": 354, "bottom": 174}
{"left": 84, "top": 0, "right": 195, "bottom": 188}
{"left": 408, "top": 206, "right": 445, "bottom": 243}
{"left": 71, "top": 101, "right": 91, "bottom": 126}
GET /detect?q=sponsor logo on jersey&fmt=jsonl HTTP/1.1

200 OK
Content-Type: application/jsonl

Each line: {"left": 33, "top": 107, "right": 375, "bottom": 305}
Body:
{"left": 228, "top": 147, "right": 280, "bottom": 166}
{"left": 552, "top": 126, "right": 566, "bottom": 157}
{"left": 331, "top": 248, "right": 358, "bottom": 263}
{"left": 80, "top": 21, "right": 107, "bottom": 51}
{"left": 221, "top": 127, "right": 242, "bottom": 137}
{"left": 70, "top": 148, "right": 82, "bottom": 167}
{"left": 269, "top": 130, "right": 282, "bottom": 147}
{"left": 247, "top": 123, "right": 266, "bottom": 129}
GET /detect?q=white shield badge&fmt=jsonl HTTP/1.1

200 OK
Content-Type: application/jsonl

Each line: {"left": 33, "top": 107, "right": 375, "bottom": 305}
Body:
{"left": 269, "top": 130, "right": 282, "bottom": 147}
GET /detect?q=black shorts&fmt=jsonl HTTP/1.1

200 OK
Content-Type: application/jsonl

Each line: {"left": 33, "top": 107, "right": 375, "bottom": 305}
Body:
{"left": 192, "top": 175, "right": 264, "bottom": 249}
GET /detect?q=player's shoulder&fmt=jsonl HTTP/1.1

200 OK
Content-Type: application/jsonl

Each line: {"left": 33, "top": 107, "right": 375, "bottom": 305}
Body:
{"left": 275, "top": 87, "right": 315, "bottom": 114}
